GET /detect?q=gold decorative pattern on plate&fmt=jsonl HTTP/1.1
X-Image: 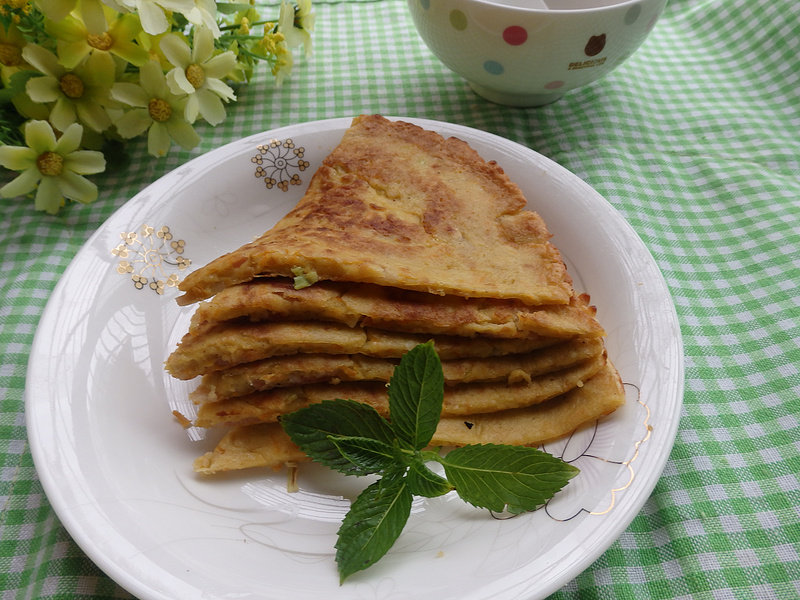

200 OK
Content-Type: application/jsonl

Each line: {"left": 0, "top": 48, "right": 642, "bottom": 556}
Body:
{"left": 112, "top": 225, "right": 191, "bottom": 294}
{"left": 545, "top": 382, "right": 651, "bottom": 521}
{"left": 490, "top": 382, "right": 651, "bottom": 523}
{"left": 251, "top": 138, "right": 310, "bottom": 191}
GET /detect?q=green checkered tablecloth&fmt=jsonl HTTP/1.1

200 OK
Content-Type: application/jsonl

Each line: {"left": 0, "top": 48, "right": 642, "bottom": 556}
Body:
{"left": 2, "top": 0, "right": 799, "bottom": 598}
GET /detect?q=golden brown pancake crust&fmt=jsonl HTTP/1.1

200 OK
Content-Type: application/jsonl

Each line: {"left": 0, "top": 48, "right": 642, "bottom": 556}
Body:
{"left": 177, "top": 115, "right": 573, "bottom": 306}
{"left": 165, "top": 321, "right": 564, "bottom": 381}
{"left": 189, "top": 337, "right": 604, "bottom": 402}
{"left": 187, "top": 278, "right": 605, "bottom": 340}
{"left": 192, "top": 353, "right": 607, "bottom": 428}
{"left": 192, "top": 360, "right": 624, "bottom": 475}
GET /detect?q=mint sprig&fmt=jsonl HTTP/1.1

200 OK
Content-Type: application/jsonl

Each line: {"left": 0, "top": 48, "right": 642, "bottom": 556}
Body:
{"left": 279, "top": 341, "right": 579, "bottom": 582}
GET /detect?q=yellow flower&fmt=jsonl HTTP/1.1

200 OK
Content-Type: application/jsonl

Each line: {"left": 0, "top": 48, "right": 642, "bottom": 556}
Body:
{"left": 259, "top": 29, "right": 284, "bottom": 57}
{"left": 271, "top": 42, "right": 293, "bottom": 87}
{"left": 36, "top": 0, "right": 108, "bottom": 34}
{"left": 279, "top": 0, "right": 314, "bottom": 58}
{"left": 22, "top": 43, "right": 116, "bottom": 133}
{"left": 160, "top": 26, "right": 236, "bottom": 125}
{"left": 45, "top": 8, "right": 150, "bottom": 69}
{"left": 136, "top": 30, "right": 172, "bottom": 71}
{"left": 0, "top": 120, "right": 105, "bottom": 213}
{"left": 111, "top": 0, "right": 196, "bottom": 36}
{"left": 182, "top": 0, "right": 221, "bottom": 38}
{"left": 111, "top": 59, "right": 200, "bottom": 157}
{"left": 0, "top": 21, "right": 28, "bottom": 76}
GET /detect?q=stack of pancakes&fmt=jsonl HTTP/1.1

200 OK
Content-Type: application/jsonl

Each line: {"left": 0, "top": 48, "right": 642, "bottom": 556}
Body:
{"left": 165, "top": 115, "right": 625, "bottom": 475}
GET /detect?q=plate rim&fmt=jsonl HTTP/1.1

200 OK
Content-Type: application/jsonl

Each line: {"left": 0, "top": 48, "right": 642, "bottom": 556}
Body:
{"left": 24, "top": 115, "right": 684, "bottom": 600}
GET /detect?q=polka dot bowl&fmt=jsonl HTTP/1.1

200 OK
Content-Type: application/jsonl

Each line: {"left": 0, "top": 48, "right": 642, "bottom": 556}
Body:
{"left": 407, "top": 0, "right": 667, "bottom": 107}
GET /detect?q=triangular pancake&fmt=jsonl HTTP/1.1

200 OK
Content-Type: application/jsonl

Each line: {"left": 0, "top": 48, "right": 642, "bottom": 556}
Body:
{"left": 177, "top": 115, "right": 573, "bottom": 306}
{"left": 430, "top": 359, "right": 625, "bottom": 446}
{"left": 189, "top": 337, "right": 604, "bottom": 402}
{"left": 192, "top": 360, "right": 624, "bottom": 475}
{"left": 165, "top": 321, "right": 563, "bottom": 381}
{"left": 192, "top": 354, "right": 607, "bottom": 428}
{"left": 187, "top": 278, "right": 604, "bottom": 340}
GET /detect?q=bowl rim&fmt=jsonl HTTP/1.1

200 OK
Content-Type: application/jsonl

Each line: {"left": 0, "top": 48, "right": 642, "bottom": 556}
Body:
{"left": 456, "top": 0, "right": 657, "bottom": 16}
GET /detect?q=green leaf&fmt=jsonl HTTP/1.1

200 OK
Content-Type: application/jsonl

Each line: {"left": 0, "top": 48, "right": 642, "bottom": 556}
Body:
{"left": 335, "top": 474, "right": 413, "bottom": 583}
{"left": 439, "top": 444, "right": 579, "bottom": 514}
{"left": 387, "top": 341, "right": 444, "bottom": 450}
{"left": 280, "top": 399, "right": 396, "bottom": 476}
{"left": 328, "top": 435, "right": 398, "bottom": 475}
{"left": 405, "top": 460, "right": 454, "bottom": 498}
{"left": 214, "top": 2, "right": 256, "bottom": 14}
{"left": 0, "top": 71, "right": 39, "bottom": 105}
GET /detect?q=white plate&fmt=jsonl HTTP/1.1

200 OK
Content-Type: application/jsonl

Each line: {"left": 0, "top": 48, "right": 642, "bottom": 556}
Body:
{"left": 26, "top": 117, "right": 683, "bottom": 600}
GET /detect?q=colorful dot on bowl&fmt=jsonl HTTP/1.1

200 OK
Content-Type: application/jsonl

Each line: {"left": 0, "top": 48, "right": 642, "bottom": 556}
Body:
{"left": 503, "top": 25, "right": 527, "bottom": 46}
{"left": 544, "top": 80, "right": 564, "bottom": 90}
{"left": 483, "top": 60, "right": 504, "bottom": 75}
{"left": 449, "top": 9, "right": 468, "bottom": 31}
{"left": 584, "top": 34, "right": 606, "bottom": 56}
{"left": 420, "top": 0, "right": 430, "bottom": 9}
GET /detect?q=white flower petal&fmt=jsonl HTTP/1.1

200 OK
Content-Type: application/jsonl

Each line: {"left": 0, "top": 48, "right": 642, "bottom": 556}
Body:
{"left": 192, "top": 25, "right": 214, "bottom": 62}
{"left": 202, "top": 52, "right": 237, "bottom": 80}
{"left": 24, "top": 120, "right": 57, "bottom": 153}
{"left": 156, "top": 0, "right": 194, "bottom": 12}
{"left": 111, "top": 82, "right": 150, "bottom": 108}
{"left": 147, "top": 122, "right": 171, "bottom": 157}
{"left": 159, "top": 33, "right": 192, "bottom": 69}
{"left": 114, "top": 108, "right": 153, "bottom": 139}
{"left": 21, "top": 44, "right": 63, "bottom": 77}
{"left": 165, "top": 119, "right": 200, "bottom": 150}
{"left": 53, "top": 123, "right": 84, "bottom": 155}
{"left": 79, "top": 0, "right": 107, "bottom": 35}
{"left": 75, "top": 101, "right": 111, "bottom": 133}
{"left": 136, "top": 0, "right": 169, "bottom": 35}
{"left": 26, "top": 75, "right": 61, "bottom": 103}
{"left": 205, "top": 77, "right": 236, "bottom": 102}
{"left": 0, "top": 167, "right": 41, "bottom": 198}
{"left": 64, "top": 150, "right": 106, "bottom": 175}
{"left": 83, "top": 50, "right": 116, "bottom": 86}
{"left": 0, "top": 146, "right": 36, "bottom": 171}
{"left": 166, "top": 67, "right": 195, "bottom": 96}
{"left": 278, "top": 1, "right": 293, "bottom": 32}
{"left": 36, "top": 0, "right": 76, "bottom": 21}
{"left": 57, "top": 170, "right": 98, "bottom": 203}
{"left": 201, "top": 13, "right": 220, "bottom": 37}
{"left": 50, "top": 98, "right": 79, "bottom": 133}
{"left": 183, "top": 94, "right": 199, "bottom": 123}
{"left": 34, "top": 176, "right": 65, "bottom": 214}
{"left": 139, "top": 61, "right": 169, "bottom": 98}
{"left": 194, "top": 89, "right": 225, "bottom": 125}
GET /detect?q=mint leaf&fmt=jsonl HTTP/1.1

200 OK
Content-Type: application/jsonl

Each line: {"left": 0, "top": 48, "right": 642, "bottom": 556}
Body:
{"left": 280, "top": 399, "right": 395, "bottom": 475}
{"left": 387, "top": 341, "right": 444, "bottom": 449}
{"left": 439, "top": 444, "right": 580, "bottom": 514}
{"left": 405, "top": 460, "right": 453, "bottom": 498}
{"left": 279, "top": 344, "right": 581, "bottom": 582}
{"left": 328, "top": 435, "right": 398, "bottom": 475}
{"left": 335, "top": 474, "right": 412, "bottom": 583}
